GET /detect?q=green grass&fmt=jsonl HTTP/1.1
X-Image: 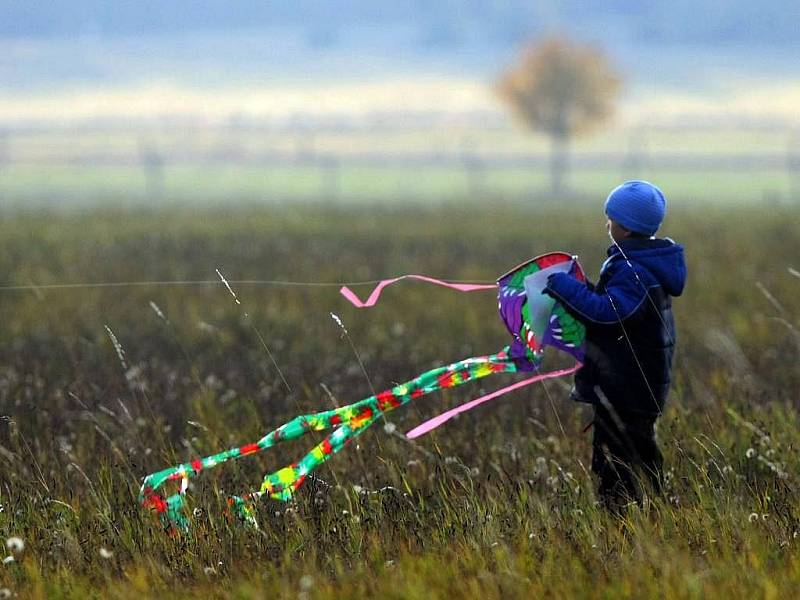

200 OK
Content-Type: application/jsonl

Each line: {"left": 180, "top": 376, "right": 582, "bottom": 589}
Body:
{"left": 0, "top": 203, "right": 799, "bottom": 598}
{"left": 1, "top": 164, "right": 797, "bottom": 208}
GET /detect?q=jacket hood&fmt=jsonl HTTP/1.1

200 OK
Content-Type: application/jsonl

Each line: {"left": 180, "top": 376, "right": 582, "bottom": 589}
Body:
{"left": 609, "top": 238, "right": 687, "bottom": 297}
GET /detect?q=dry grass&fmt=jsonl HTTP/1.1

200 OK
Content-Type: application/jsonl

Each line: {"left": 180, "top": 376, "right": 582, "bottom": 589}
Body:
{"left": 0, "top": 201, "right": 798, "bottom": 598}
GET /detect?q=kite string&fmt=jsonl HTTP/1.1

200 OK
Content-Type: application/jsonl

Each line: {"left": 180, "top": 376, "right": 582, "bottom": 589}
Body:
{"left": 0, "top": 276, "right": 497, "bottom": 293}
{"left": 609, "top": 238, "right": 677, "bottom": 347}
{"left": 606, "top": 237, "right": 682, "bottom": 415}
{"left": 532, "top": 362, "right": 568, "bottom": 438}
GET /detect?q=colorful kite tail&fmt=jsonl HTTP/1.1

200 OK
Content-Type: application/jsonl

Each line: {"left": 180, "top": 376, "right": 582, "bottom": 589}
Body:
{"left": 140, "top": 347, "right": 522, "bottom": 530}
{"left": 340, "top": 274, "right": 496, "bottom": 308}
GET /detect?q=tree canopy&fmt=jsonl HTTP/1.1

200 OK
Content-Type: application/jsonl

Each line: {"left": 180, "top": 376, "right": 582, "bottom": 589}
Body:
{"left": 497, "top": 36, "right": 622, "bottom": 142}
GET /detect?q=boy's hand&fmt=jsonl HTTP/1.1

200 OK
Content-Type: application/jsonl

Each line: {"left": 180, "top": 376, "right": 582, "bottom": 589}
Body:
{"left": 548, "top": 272, "right": 572, "bottom": 285}
{"left": 543, "top": 272, "right": 571, "bottom": 294}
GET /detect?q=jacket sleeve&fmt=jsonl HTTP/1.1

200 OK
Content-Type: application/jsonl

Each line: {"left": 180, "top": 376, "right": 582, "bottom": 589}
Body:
{"left": 544, "top": 266, "right": 651, "bottom": 325}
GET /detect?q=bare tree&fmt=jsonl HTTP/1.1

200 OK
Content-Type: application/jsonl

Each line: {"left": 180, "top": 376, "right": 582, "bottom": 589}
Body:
{"left": 497, "top": 36, "right": 622, "bottom": 196}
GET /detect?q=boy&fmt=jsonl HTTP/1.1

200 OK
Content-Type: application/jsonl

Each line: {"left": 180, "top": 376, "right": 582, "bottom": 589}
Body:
{"left": 543, "top": 180, "right": 686, "bottom": 511}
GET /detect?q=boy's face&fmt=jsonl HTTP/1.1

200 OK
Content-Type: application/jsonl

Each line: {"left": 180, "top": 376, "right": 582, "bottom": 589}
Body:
{"left": 606, "top": 218, "right": 631, "bottom": 244}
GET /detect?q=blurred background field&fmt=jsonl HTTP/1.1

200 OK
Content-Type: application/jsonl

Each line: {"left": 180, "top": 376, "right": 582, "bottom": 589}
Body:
{"left": 2, "top": 125, "right": 799, "bottom": 207}
{"left": 2, "top": 2, "right": 800, "bottom": 209}
{"left": 1, "top": 1, "right": 800, "bottom": 597}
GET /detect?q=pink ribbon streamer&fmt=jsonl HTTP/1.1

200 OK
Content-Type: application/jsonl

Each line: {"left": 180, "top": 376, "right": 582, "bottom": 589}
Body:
{"left": 340, "top": 275, "right": 496, "bottom": 308}
{"left": 405, "top": 362, "right": 582, "bottom": 439}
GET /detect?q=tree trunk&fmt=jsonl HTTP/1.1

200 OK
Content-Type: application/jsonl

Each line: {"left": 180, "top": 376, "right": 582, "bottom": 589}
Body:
{"left": 549, "top": 134, "right": 569, "bottom": 197}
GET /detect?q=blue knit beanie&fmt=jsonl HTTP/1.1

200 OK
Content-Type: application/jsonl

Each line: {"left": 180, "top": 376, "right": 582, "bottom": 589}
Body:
{"left": 604, "top": 180, "right": 666, "bottom": 236}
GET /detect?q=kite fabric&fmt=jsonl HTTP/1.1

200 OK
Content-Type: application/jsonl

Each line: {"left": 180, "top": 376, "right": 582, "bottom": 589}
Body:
{"left": 340, "top": 274, "right": 496, "bottom": 307}
{"left": 140, "top": 252, "right": 586, "bottom": 531}
{"left": 405, "top": 362, "right": 581, "bottom": 439}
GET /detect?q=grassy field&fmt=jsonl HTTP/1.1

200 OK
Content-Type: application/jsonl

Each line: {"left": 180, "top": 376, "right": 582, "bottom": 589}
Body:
{"left": 0, "top": 202, "right": 799, "bottom": 598}
{"left": 1, "top": 165, "right": 797, "bottom": 208}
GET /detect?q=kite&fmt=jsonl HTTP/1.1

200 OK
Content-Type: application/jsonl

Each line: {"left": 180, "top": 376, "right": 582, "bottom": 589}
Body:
{"left": 139, "top": 252, "right": 586, "bottom": 531}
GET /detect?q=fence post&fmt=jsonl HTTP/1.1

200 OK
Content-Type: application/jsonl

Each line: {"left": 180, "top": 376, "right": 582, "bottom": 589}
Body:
{"left": 787, "top": 129, "right": 800, "bottom": 202}
{"left": 461, "top": 135, "right": 485, "bottom": 199}
{"left": 139, "top": 138, "right": 164, "bottom": 203}
{"left": 623, "top": 126, "right": 648, "bottom": 179}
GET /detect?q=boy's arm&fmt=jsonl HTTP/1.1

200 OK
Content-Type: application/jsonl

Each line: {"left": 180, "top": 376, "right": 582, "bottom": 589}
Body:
{"left": 543, "top": 268, "right": 651, "bottom": 324}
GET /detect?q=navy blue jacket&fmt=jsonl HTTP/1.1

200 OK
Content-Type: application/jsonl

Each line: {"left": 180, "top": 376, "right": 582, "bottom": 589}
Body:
{"left": 544, "top": 238, "right": 686, "bottom": 416}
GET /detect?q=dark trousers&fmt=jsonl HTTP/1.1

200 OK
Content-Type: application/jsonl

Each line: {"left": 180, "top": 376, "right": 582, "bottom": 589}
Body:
{"left": 591, "top": 403, "right": 663, "bottom": 511}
